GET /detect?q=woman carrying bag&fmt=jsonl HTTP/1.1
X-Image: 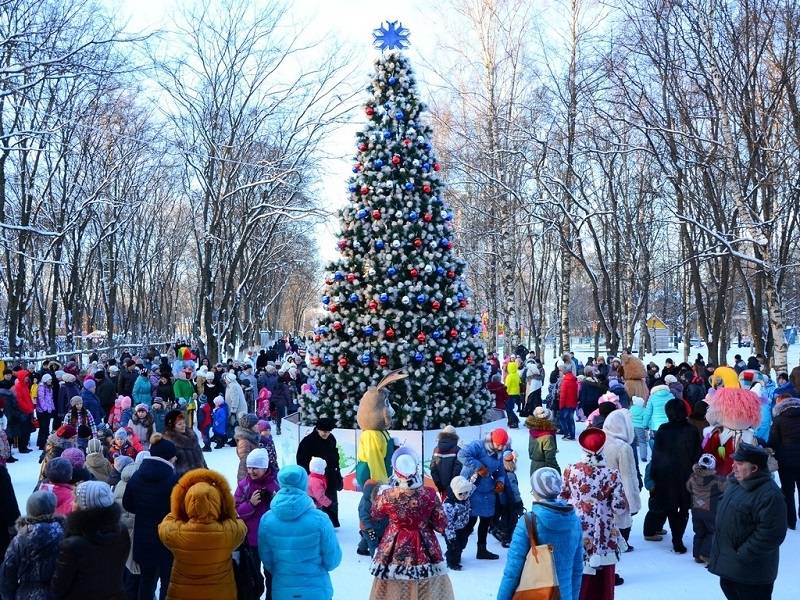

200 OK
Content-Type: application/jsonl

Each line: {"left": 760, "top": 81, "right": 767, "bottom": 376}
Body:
{"left": 497, "top": 467, "right": 583, "bottom": 600}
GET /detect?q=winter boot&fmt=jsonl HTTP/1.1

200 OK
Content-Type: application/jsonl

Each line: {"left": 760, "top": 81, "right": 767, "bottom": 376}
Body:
{"left": 476, "top": 544, "right": 499, "bottom": 560}
{"left": 202, "top": 443, "right": 212, "bottom": 453}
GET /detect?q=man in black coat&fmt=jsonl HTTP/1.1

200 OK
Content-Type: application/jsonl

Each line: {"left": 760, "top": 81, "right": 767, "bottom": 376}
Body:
{"left": 94, "top": 370, "right": 116, "bottom": 423}
{"left": 117, "top": 360, "right": 138, "bottom": 397}
{"left": 0, "top": 465, "right": 20, "bottom": 558}
{"left": 643, "top": 399, "right": 701, "bottom": 552}
{"left": 296, "top": 418, "right": 343, "bottom": 527}
{"left": 123, "top": 435, "right": 179, "bottom": 600}
{"left": 709, "top": 443, "right": 787, "bottom": 600}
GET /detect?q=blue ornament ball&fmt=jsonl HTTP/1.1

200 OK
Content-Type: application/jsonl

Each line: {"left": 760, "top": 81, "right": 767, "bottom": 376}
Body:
{"left": 352, "top": 166, "right": 359, "bottom": 173}
{"left": 323, "top": 355, "right": 333, "bottom": 365}
{"left": 388, "top": 76, "right": 397, "bottom": 85}
{"left": 414, "top": 352, "right": 424, "bottom": 362}
{"left": 379, "top": 293, "right": 389, "bottom": 303}
{"left": 360, "top": 353, "right": 372, "bottom": 365}
{"left": 387, "top": 266, "right": 397, "bottom": 276}
{"left": 404, "top": 182, "right": 414, "bottom": 191}
{"left": 453, "top": 352, "right": 462, "bottom": 361}
{"left": 422, "top": 163, "right": 430, "bottom": 171}
{"left": 363, "top": 326, "right": 374, "bottom": 336}
{"left": 375, "top": 239, "right": 385, "bottom": 250}
{"left": 436, "top": 266, "right": 445, "bottom": 276}
{"left": 439, "top": 238, "right": 450, "bottom": 248}
{"left": 432, "top": 330, "right": 442, "bottom": 339}
{"left": 357, "top": 208, "right": 368, "bottom": 219}
{"left": 349, "top": 184, "right": 358, "bottom": 192}
{"left": 349, "top": 293, "right": 359, "bottom": 303}
{"left": 416, "top": 293, "right": 426, "bottom": 303}
{"left": 395, "top": 110, "right": 404, "bottom": 120}
{"left": 408, "top": 211, "right": 418, "bottom": 221}
{"left": 456, "top": 292, "right": 464, "bottom": 301}
{"left": 334, "top": 271, "right": 344, "bottom": 281}
{"left": 383, "top": 131, "right": 392, "bottom": 139}
{"left": 374, "top": 159, "right": 384, "bottom": 168}
{"left": 471, "top": 325, "right": 481, "bottom": 335}
{"left": 321, "top": 295, "right": 330, "bottom": 305}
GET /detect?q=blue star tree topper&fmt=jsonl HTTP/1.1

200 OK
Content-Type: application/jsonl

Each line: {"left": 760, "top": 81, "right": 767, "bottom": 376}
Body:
{"left": 372, "top": 21, "right": 410, "bottom": 51}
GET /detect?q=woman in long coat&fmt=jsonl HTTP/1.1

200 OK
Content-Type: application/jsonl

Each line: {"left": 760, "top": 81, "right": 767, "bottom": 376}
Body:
{"left": 158, "top": 469, "right": 246, "bottom": 600}
{"left": 369, "top": 448, "right": 454, "bottom": 600}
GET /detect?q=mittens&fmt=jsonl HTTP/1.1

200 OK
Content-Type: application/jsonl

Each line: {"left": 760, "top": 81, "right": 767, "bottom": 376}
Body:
{"left": 494, "top": 481, "right": 505, "bottom": 493}
{"left": 477, "top": 466, "right": 489, "bottom": 477}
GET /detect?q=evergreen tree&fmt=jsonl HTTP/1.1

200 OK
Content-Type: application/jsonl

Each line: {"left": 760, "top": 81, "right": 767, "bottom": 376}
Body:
{"left": 303, "top": 50, "right": 490, "bottom": 430}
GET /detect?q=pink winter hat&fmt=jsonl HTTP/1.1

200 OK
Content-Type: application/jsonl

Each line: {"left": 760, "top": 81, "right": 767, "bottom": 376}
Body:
{"left": 256, "top": 420, "right": 271, "bottom": 432}
{"left": 61, "top": 447, "right": 86, "bottom": 469}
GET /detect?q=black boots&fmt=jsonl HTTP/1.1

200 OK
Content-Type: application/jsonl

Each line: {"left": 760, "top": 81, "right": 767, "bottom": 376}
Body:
{"left": 476, "top": 544, "right": 499, "bottom": 560}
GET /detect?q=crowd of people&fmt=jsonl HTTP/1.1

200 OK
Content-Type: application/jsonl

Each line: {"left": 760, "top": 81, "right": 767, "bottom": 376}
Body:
{"left": 0, "top": 341, "right": 796, "bottom": 600}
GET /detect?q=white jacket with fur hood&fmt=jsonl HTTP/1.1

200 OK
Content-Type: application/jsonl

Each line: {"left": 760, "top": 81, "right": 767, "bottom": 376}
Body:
{"left": 602, "top": 409, "right": 641, "bottom": 528}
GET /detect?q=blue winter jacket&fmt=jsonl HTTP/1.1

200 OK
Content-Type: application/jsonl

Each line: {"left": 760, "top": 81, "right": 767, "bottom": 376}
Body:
{"left": 80, "top": 389, "right": 103, "bottom": 425}
{"left": 0, "top": 515, "right": 64, "bottom": 599}
{"left": 642, "top": 385, "right": 674, "bottom": 432}
{"left": 133, "top": 375, "right": 153, "bottom": 408}
{"left": 458, "top": 438, "right": 505, "bottom": 517}
{"left": 257, "top": 466, "right": 342, "bottom": 600}
{"left": 497, "top": 501, "right": 583, "bottom": 600}
{"left": 212, "top": 404, "right": 229, "bottom": 436}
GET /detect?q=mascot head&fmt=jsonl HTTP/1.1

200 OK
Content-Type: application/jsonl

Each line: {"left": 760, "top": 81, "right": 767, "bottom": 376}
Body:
{"left": 709, "top": 366, "right": 739, "bottom": 390}
{"left": 705, "top": 387, "right": 761, "bottom": 431}
{"left": 356, "top": 369, "right": 408, "bottom": 430}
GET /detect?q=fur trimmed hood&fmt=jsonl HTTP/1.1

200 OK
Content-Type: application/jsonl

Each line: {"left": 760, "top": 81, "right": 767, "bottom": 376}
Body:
{"left": 773, "top": 397, "right": 800, "bottom": 417}
{"left": 65, "top": 503, "right": 122, "bottom": 539}
{"left": 233, "top": 426, "right": 259, "bottom": 446}
{"left": 525, "top": 416, "right": 556, "bottom": 432}
{"left": 169, "top": 468, "right": 236, "bottom": 523}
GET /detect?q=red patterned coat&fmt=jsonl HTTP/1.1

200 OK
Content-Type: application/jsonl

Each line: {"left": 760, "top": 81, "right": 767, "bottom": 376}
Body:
{"left": 369, "top": 485, "right": 448, "bottom": 580}
{"left": 560, "top": 459, "right": 628, "bottom": 574}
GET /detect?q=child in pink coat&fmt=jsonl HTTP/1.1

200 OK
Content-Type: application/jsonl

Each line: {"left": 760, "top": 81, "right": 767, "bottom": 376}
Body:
{"left": 308, "top": 457, "right": 333, "bottom": 513}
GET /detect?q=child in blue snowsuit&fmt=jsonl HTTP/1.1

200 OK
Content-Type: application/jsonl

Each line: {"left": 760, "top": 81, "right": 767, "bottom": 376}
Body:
{"left": 492, "top": 450, "right": 523, "bottom": 547}
{"left": 356, "top": 479, "right": 388, "bottom": 557}
{"left": 212, "top": 396, "right": 229, "bottom": 448}
{"left": 443, "top": 475, "right": 475, "bottom": 570}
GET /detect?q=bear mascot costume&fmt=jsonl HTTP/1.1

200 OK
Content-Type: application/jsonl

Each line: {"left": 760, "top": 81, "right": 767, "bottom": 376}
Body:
{"left": 356, "top": 369, "right": 408, "bottom": 488}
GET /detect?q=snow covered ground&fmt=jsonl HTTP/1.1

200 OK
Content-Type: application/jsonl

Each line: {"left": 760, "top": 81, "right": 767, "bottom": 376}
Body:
{"left": 6, "top": 343, "right": 798, "bottom": 598}
{"left": 8, "top": 425, "right": 796, "bottom": 599}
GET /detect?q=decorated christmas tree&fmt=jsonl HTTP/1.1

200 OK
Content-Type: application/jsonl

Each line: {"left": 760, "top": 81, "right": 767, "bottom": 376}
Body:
{"left": 302, "top": 23, "right": 491, "bottom": 430}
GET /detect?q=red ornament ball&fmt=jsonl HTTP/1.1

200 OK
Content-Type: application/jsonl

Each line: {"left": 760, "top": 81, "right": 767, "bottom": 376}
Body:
{"left": 368, "top": 300, "right": 378, "bottom": 311}
{"left": 433, "top": 162, "right": 441, "bottom": 171}
{"left": 431, "top": 300, "right": 441, "bottom": 311}
{"left": 447, "top": 270, "right": 456, "bottom": 279}
{"left": 358, "top": 143, "right": 367, "bottom": 151}
{"left": 391, "top": 154, "right": 401, "bottom": 165}
{"left": 360, "top": 185, "right": 369, "bottom": 195}
{"left": 365, "top": 106, "right": 375, "bottom": 116}
{"left": 372, "top": 209, "right": 382, "bottom": 220}
{"left": 434, "top": 355, "right": 444, "bottom": 365}
{"left": 423, "top": 212, "right": 433, "bottom": 222}
{"left": 379, "top": 356, "right": 388, "bottom": 367}
{"left": 413, "top": 238, "right": 422, "bottom": 248}
{"left": 409, "top": 268, "right": 419, "bottom": 278}
{"left": 354, "top": 163, "right": 362, "bottom": 172}
{"left": 338, "top": 239, "right": 348, "bottom": 250}
{"left": 338, "top": 357, "right": 348, "bottom": 368}
{"left": 416, "top": 332, "right": 426, "bottom": 343}
{"left": 459, "top": 299, "right": 467, "bottom": 308}
{"left": 346, "top": 272, "right": 356, "bottom": 283}
{"left": 449, "top": 328, "right": 458, "bottom": 338}
{"left": 422, "top": 184, "right": 432, "bottom": 194}
{"left": 446, "top": 241, "right": 453, "bottom": 250}
{"left": 385, "top": 327, "right": 395, "bottom": 338}
{"left": 311, "top": 356, "right": 321, "bottom": 366}
{"left": 329, "top": 304, "right": 338, "bottom": 313}
{"left": 403, "top": 138, "right": 412, "bottom": 146}
{"left": 466, "top": 356, "right": 474, "bottom": 364}
{"left": 313, "top": 335, "right": 321, "bottom": 343}
{"left": 332, "top": 321, "right": 343, "bottom": 331}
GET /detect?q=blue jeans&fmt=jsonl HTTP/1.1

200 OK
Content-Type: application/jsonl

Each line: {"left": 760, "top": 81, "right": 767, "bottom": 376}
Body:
{"left": 559, "top": 408, "right": 575, "bottom": 438}
{"left": 635, "top": 427, "right": 649, "bottom": 461}
{"left": 506, "top": 395, "right": 520, "bottom": 427}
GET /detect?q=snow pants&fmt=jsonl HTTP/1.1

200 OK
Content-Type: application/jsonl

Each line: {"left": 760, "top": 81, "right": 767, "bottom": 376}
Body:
{"left": 720, "top": 578, "right": 774, "bottom": 600}
{"left": 691, "top": 508, "right": 715, "bottom": 559}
